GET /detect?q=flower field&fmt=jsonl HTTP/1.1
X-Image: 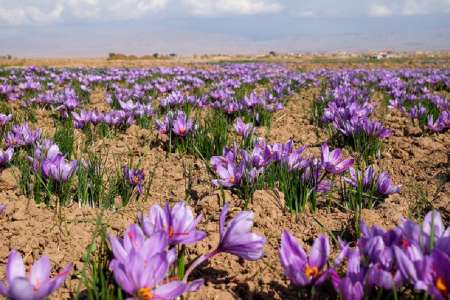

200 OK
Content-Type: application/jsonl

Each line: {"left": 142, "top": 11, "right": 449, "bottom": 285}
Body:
{"left": 0, "top": 61, "right": 448, "bottom": 299}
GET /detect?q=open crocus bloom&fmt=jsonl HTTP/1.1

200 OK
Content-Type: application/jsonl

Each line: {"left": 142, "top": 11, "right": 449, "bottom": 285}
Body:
{"left": 139, "top": 201, "right": 206, "bottom": 246}
{"left": 218, "top": 202, "right": 266, "bottom": 260}
{"left": 0, "top": 250, "right": 73, "bottom": 300}
{"left": 320, "top": 143, "right": 354, "bottom": 174}
{"left": 279, "top": 231, "right": 330, "bottom": 286}
{"left": 172, "top": 112, "right": 193, "bottom": 137}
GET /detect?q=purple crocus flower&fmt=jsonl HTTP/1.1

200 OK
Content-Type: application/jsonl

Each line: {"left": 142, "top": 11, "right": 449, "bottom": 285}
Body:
{"left": 0, "top": 148, "right": 14, "bottom": 167}
{"left": 393, "top": 246, "right": 432, "bottom": 292}
{"left": 320, "top": 143, "right": 354, "bottom": 174}
{"left": 329, "top": 249, "right": 365, "bottom": 300}
{"left": 123, "top": 166, "right": 145, "bottom": 194}
{"left": 428, "top": 250, "right": 450, "bottom": 299}
{"left": 109, "top": 224, "right": 173, "bottom": 268}
{"left": 172, "top": 112, "right": 193, "bottom": 137}
{"left": 217, "top": 202, "right": 266, "bottom": 260}
{"left": 71, "top": 110, "right": 92, "bottom": 129}
{"left": 234, "top": 118, "right": 254, "bottom": 138}
{"left": 183, "top": 202, "right": 266, "bottom": 283}
{"left": 4, "top": 123, "right": 41, "bottom": 148}
{"left": 211, "top": 159, "right": 245, "bottom": 188}
{"left": 42, "top": 155, "right": 78, "bottom": 182}
{"left": 109, "top": 231, "right": 187, "bottom": 300}
{"left": 399, "top": 210, "right": 449, "bottom": 254}
{"left": 279, "top": 231, "right": 330, "bottom": 286}
{"left": 330, "top": 247, "right": 365, "bottom": 300}
{"left": 376, "top": 172, "right": 400, "bottom": 196}
{"left": 361, "top": 119, "right": 391, "bottom": 139}
{"left": 140, "top": 201, "right": 206, "bottom": 246}
{"left": 0, "top": 250, "right": 73, "bottom": 300}
{"left": 0, "top": 113, "right": 12, "bottom": 126}
{"left": 0, "top": 203, "right": 6, "bottom": 215}
{"left": 155, "top": 117, "right": 169, "bottom": 134}
{"left": 344, "top": 166, "right": 375, "bottom": 189}
{"left": 250, "top": 139, "right": 272, "bottom": 169}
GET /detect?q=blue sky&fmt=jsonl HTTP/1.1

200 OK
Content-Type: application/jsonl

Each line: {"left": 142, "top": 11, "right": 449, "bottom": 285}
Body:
{"left": 0, "top": 0, "right": 449, "bottom": 56}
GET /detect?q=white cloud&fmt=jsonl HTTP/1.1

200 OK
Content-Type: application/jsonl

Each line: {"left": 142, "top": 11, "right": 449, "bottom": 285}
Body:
{"left": 369, "top": 4, "right": 392, "bottom": 16}
{"left": 368, "top": 0, "right": 450, "bottom": 16}
{"left": 0, "top": 0, "right": 168, "bottom": 24}
{"left": 67, "top": 0, "right": 168, "bottom": 20}
{"left": 182, "top": 0, "right": 283, "bottom": 16}
{"left": 0, "top": 2, "right": 64, "bottom": 25}
{"left": 0, "top": 0, "right": 449, "bottom": 26}
{"left": 300, "top": 10, "right": 315, "bottom": 17}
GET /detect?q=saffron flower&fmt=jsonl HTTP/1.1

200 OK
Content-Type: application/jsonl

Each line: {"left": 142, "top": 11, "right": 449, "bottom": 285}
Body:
{"left": 123, "top": 166, "right": 145, "bottom": 194}
{"left": 0, "top": 250, "right": 73, "bottom": 300}
{"left": 279, "top": 231, "right": 330, "bottom": 286}
{"left": 0, "top": 148, "right": 14, "bottom": 167}
{"left": 320, "top": 143, "right": 354, "bottom": 174}
{"left": 4, "top": 123, "right": 41, "bottom": 148}
{"left": 42, "top": 155, "right": 78, "bottom": 182}
{"left": 183, "top": 202, "right": 266, "bottom": 282}
{"left": 217, "top": 202, "right": 266, "bottom": 260}
{"left": 172, "top": 111, "right": 193, "bottom": 137}
{"left": 376, "top": 172, "right": 400, "bottom": 196}
{"left": 234, "top": 118, "right": 254, "bottom": 138}
{"left": 140, "top": 202, "right": 206, "bottom": 246}
{"left": 109, "top": 225, "right": 171, "bottom": 268}
{"left": 211, "top": 159, "right": 245, "bottom": 188}
{"left": 109, "top": 224, "right": 188, "bottom": 300}
{"left": 0, "top": 113, "right": 12, "bottom": 126}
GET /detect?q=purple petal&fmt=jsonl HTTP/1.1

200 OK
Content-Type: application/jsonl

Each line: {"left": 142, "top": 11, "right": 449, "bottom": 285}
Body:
{"left": 8, "top": 277, "right": 35, "bottom": 300}
{"left": 154, "top": 281, "right": 187, "bottom": 299}
{"left": 7, "top": 250, "right": 26, "bottom": 283}
{"left": 309, "top": 235, "right": 330, "bottom": 269}
{"left": 30, "top": 255, "right": 51, "bottom": 289}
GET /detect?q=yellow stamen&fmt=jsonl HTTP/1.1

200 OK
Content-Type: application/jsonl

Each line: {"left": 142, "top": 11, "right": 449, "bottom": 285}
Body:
{"left": 168, "top": 227, "right": 174, "bottom": 239}
{"left": 436, "top": 277, "right": 448, "bottom": 295}
{"left": 305, "top": 264, "right": 319, "bottom": 279}
{"left": 137, "top": 288, "right": 154, "bottom": 300}
{"left": 179, "top": 127, "right": 186, "bottom": 135}
{"left": 229, "top": 175, "right": 235, "bottom": 184}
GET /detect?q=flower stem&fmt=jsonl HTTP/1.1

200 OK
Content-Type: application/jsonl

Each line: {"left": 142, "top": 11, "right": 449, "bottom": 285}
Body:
{"left": 183, "top": 249, "right": 219, "bottom": 282}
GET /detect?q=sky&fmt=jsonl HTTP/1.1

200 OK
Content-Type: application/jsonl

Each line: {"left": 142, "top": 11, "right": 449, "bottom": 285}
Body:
{"left": 0, "top": 0, "right": 449, "bottom": 57}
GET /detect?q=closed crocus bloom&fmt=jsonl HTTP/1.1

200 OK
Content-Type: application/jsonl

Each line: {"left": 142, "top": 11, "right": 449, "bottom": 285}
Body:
{"left": 217, "top": 203, "right": 266, "bottom": 260}
{"left": 234, "top": 118, "right": 254, "bottom": 138}
{"left": 0, "top": 148, "right": 14, "bottom": 167}
{"left": 376, "top": 172, "right": 400, "bottom": 196}
{"left": 332, "top": 247, "right": 366, "bottom": 300}
{"left": 394, "top": 246, "right": 434, "bottom": 292}
{"left": 280, "top": 231, "right": 330, "bottom": 286}
{"left": 43, "top": 155, "right": 78, "bottom": 182}
{"left": 71, "top": 110, "right": 91, "bottom": 128}
{"left": 0, "top": 113, "right": 12, "bottom": 126}
{"left": 320, "top": 143, "right": 354, "bottom": 174}
{"left": 0, "top": 250, "right": 73, "bottom": 300}
{"left": 155, "top": 117, "right": 169, "bottom": 134}
{"left": 336, "top": 276, "right": 364, "bottom": 300}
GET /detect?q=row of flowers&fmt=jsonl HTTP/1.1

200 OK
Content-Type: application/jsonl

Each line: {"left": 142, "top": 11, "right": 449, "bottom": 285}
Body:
{"left": 1, "top": 203, "right": 448, "bottom": 300}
